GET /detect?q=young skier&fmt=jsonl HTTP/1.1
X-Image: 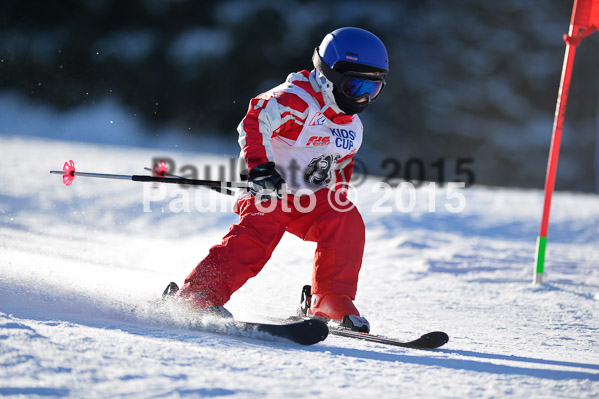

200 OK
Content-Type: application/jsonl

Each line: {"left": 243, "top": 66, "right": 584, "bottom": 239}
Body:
{"left": 171, "top": 27, "right": 388, "bottom": 332}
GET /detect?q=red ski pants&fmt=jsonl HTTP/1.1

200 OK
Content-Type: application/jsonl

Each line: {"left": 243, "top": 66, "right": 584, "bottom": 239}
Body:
{"left": 184, "top": 189, "right": 365, "bottom": 306}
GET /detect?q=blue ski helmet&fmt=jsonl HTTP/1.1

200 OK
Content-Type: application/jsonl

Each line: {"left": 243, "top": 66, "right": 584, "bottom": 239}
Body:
{"left": 313, "top": 27, "right": 389, "bottom": 114}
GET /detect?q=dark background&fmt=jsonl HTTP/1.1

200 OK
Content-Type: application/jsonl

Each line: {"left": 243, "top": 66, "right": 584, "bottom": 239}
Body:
{"left": 2, "top": 0, "right": 598, "bottom": 191}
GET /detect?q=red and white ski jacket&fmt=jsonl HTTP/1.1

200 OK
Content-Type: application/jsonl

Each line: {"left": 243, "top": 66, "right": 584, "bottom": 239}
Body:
{"left": 237, "top": 70, "right": 363, "bottom": 195}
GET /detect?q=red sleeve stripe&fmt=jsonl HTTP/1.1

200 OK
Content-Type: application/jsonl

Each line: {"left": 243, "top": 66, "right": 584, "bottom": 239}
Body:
{"left": 273, "top": 92, "right": 309, "bottom": 140}
{"left": 238, "top": 97, "right": 274, "bottom": 169}
{"left": 238, "top": 91, "right": 311, "bottom": 168}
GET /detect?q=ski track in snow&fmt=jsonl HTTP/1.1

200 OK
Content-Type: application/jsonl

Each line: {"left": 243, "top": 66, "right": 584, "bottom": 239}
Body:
{"left": 1, "top": 134, "right": 598, "bottom": 398}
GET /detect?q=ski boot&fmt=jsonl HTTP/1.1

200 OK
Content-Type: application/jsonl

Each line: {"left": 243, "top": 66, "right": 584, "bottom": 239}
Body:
{"left": 299, "top": 285, "right": 370, "bottom": 333}
{"left": 162, "top": 282, "right": 233, "bottom": 318}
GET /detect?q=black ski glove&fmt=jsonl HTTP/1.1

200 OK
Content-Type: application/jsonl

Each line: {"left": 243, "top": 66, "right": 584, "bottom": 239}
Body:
{"left": 248, "top": 162, "right": 285, "bottom": 201}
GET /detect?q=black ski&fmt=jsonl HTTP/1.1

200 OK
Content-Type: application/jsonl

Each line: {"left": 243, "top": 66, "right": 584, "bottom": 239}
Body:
{"left": 327, "top": 326, "right": 449, "bottom": 349}
{"left": 275, "top": 315, "right": 449, "bottom": 349}
{"left": 230, "top": 319, "right": 329, "bottom": 346}
{"left": 294, "top": 285, "right": 449, "bottom": 349}
{"left": 160, "top": 282, "right": 328, "bottom": 345}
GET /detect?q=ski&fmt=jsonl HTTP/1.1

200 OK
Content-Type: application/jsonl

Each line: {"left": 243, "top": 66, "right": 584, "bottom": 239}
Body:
{"left": 159, "top": 282, "right": 328, "bottom": 346}
{"left": 212, "top": 319, "right": 329, "bottom": 346}
{"left": 154, "top": 308, "right": 329, "bottom": 346}
{"left": 294, "top": 285, "right": 449, "bottom": 349}
{"left": 274, "top": 315, "right": 448, "bottom": 349}
{"left": 327, "top": 326, "right": 449, "bottom": 349}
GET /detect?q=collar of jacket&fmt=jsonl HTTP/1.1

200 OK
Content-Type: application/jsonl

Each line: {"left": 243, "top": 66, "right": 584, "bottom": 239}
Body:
{"left": 288, "top": 70, "right": 355, "bottom": 125}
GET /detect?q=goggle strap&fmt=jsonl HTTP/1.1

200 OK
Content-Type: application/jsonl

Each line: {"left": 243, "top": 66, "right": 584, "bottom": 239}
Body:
{"left": 312, "top": 47, "right": 344, "bottom": 88}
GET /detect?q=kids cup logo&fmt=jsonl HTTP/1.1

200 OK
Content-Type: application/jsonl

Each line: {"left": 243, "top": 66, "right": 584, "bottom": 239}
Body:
{"left": 329, "top": 128, "right": 356, "bottom": 150}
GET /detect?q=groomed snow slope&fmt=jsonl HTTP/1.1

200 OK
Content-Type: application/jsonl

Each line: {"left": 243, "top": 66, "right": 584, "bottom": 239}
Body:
{"left": 1, "top": 134, "right": 598, "bottom": 398}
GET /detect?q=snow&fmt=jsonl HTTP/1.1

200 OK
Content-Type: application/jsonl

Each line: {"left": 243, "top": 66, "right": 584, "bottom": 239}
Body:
{"left": 1, "top": 122, "right": 599, "bottom": 396}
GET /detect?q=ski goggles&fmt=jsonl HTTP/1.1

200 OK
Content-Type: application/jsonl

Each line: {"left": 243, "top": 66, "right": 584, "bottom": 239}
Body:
{"left": 341, "top": 76, "right": 385, "bottom": 101}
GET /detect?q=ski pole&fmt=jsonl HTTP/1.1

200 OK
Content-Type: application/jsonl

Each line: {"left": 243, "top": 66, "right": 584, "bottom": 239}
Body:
{"left": 50, "top": 160, "right": 248, "bottom": 191}
{"left": 143, "top": 164, "right": 236, "bottom": 196}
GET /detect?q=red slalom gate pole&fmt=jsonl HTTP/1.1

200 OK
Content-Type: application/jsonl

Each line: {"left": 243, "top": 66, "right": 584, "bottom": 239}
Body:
{"left": 534, "top": 0, "right": 598, "bottom": 284}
